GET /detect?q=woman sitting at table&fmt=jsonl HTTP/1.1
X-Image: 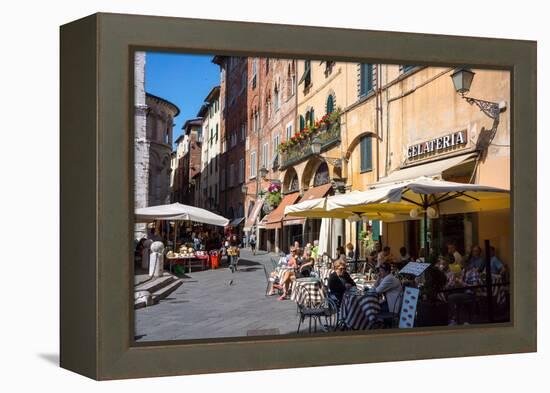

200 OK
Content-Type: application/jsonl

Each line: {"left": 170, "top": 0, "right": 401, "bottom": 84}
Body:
{"left": 274, "top": 247, "right": 299, "bottom": 300}
{"left": 328, "top": 260, "right": 356, "bottom": 303}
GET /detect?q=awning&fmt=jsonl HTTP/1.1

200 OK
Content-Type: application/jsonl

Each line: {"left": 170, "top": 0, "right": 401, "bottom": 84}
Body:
{"left": 228, "top": 217, "right": 245, "bottom": 227}
{"left": 282, "top": 183, "right": 333, "bottom": 226}
{"left": 265, "top": 192, "right": 301, "bottom": 229}
{"left": 243, "top": 200, "right": 264, "bottom": 231}
{"left": 377, "top": 153, "right": 477, "bottom": 185}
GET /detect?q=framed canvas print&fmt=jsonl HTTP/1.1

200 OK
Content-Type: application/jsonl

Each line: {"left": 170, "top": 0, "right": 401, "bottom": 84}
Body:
{"left": 60, "top": 12, "right": 537, "bottom": 380}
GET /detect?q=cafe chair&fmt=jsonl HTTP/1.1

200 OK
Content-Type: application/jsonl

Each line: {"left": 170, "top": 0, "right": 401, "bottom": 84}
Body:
{"left": 297, "top": 297, "right": 332, "bottom": 334}
{"left": 376, "top": 291, "right": 404, "bottom": 329}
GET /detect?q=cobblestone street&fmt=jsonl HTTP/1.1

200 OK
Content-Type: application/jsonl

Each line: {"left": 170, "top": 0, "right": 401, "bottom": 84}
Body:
{"left": 134, "top": 249, "right": 300, "bottom": 342}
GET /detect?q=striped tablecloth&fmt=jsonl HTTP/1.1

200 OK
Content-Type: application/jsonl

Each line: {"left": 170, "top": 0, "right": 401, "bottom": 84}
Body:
{"left": 291, "top": 278, "right": 326, "bottom": 307}
{"left": 340, "top": 289, "right": 381, "bottom": 330}
{"left": 314, "top": 266, "right": 334, "bottom": 286}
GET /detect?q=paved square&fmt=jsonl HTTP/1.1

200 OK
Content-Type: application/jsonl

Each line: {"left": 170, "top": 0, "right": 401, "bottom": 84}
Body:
{"left": 135, "top": 250, "right": 301, "bottom": 342}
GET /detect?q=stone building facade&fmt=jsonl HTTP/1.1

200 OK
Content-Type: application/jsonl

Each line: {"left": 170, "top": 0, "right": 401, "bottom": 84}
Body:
{"left": 214, "top": 56, "right": 248, "bottom": 232}
{"left": 197, "top": 87, "right": 221, "bottom": 212}
{"left": 247, "top": 58, "right": 298, "bottom": 252}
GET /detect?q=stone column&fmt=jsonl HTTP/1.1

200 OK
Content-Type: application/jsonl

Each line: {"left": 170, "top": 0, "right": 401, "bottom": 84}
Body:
{"left": 134, "top": 51, "right": 149, "bottom": 240}
{"left": 274, "top": 227, "right": 280, "bottom": 254}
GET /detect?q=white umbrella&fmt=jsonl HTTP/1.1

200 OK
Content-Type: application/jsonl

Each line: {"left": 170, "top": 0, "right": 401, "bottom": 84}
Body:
{"left": 135, "top": 202, "right": 229, "bottom": 227}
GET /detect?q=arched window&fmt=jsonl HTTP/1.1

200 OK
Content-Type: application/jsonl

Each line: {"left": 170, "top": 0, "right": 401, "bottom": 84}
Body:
{"left": 313, "top": 162, "right": 329, "bottom": 186}
{"left": 326, "top": 94, "right": 334, "bottom": 114}
{"left": 308, "top": 108, "right": 315, "bottom": 126}
{"left": 289, "top": 174, "right": 299, "bottom": 192}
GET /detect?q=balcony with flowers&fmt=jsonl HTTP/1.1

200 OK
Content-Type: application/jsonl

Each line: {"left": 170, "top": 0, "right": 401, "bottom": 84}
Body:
{"left": 278, "top": 109, "right": 341, "bottom": 168}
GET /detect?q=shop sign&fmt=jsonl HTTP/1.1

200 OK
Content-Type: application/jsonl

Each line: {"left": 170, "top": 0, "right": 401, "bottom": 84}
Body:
{"left": 407, "top": 130, "right": 467, "bottom": 160}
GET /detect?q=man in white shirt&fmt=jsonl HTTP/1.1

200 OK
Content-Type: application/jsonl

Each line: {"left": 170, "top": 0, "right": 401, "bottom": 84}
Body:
{"left": 374, "top": 262, "right": 403, "bottom": 313}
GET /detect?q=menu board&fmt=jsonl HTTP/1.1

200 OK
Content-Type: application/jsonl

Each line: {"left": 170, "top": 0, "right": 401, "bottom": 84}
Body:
{"left": 399, "top": 287, "right": 420, "bottom": 329}
{"left": 399, "top": 262, "right": 431, "bottom": 276}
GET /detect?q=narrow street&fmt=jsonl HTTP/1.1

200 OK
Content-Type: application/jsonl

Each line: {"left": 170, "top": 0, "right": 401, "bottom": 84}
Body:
{"left": 135, "top": 249, "right": 299, "bottom": 342}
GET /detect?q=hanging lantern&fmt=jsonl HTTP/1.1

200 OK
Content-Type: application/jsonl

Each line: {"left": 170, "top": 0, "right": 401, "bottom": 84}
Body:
{"left": 427, "top": 206, "right": 439, "bottom": 219}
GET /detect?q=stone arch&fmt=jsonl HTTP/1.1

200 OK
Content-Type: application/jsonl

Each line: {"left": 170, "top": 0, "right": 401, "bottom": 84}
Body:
{"left": 344, "top": 131, "right": 378, "bottom": 160}
{"left": 282, "top": 167, "right": 300, "bottom": 193}
{"left": 301, "top": 156, "right": 335, "bottom": 190}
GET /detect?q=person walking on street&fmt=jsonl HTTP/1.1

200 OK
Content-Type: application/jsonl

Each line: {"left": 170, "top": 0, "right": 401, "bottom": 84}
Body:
{"left": 249, "top": 232, "right": 257, "bottom": 255}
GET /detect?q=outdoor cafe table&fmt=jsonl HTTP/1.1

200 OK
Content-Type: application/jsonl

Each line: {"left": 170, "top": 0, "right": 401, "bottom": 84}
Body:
{"left": 340, "top": 288, "right": 381, "bottom": 330}
{"left": 290, "top": 277, "right": 326, "bottom": 307}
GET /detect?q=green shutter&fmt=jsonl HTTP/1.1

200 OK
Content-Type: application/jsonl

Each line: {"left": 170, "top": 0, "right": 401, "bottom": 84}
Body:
{"left": 371, "top": 220, "right": 380, "bottom": 241}
{"left": 360, "top": 64, "right": 373, "bottom": 96}
{"left": 327, "top": 95, "right": 334, "bottom": 114}
{"left": 360, "top": 136, "right": 372, "bottom": 172}
{"left": 299, "top": 115, "right": 305, "bottom": 131}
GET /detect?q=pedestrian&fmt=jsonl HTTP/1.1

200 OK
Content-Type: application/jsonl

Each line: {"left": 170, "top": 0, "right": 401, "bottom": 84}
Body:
{"left": 249, "top": 232, "right": 257, "bottom": 255}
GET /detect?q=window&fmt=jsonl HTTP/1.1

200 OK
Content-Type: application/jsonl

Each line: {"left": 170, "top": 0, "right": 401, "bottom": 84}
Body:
{"left": 286, "top": 123, "right": 293, "bottom": 140}
{"left": 360, "top": 64, "right": 374, "bottom": 96}
{"left": 299, "top": 60, "right": 311, "bottom": 88}
{"left": 229, "top": 163, "right": 235, "bottom": 187}
{"left": 239, "top": 158, "right": 244, "bottom": 184}
{"left": 262, "top": 143, "right": 269, "bottom": 169}
{"left": 215, "top": 124, "right": 218, "bottom": 142}
{"left": 250, "top": 151, "right": 257, "bottom": 178}
{"left": 215, "top": 184, "right": 218, "bottom": 203}
{"left": 221, "top": 168, "right": 226, "bottom": 190}
{"left": 360, "top": 136, "right": 373, "bottom": 172}
{"left": 326, "top": 94, "right": 334, "bottom": 114}
{"left": 274, "top": 84, "right": 280, "bottom": 111}
{"left": 251, "top": 58, "right": 258, "bottom": 89}
{"left": 241, "top": 123, "right": 246, "bottom": 141}
{"left": 305, "top": 109, "right": 314, "bottom": 127}
{"left": 273, "top": 133, "right": 280, "bottom": 156}
{"left": 313, "top": 162, "right": 329, "bottom": 186}
{"left": 241, "top": 72, "right": 246, "bottom": 94}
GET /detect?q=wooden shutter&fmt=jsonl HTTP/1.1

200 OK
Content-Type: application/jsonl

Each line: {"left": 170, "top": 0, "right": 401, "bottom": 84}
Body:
{"left": 360, "top": 136, "right": 372, "bottom": 172}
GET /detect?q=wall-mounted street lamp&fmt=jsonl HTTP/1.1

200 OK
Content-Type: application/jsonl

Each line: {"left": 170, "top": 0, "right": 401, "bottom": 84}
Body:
{"left": 450, "top": 68, "right": 506, "bottom": 120}
{"left": 310, "top": 137, "right": 344, "bottom": 168}
{"left": 258, "top": 166, "right": 282, "bottom": 185}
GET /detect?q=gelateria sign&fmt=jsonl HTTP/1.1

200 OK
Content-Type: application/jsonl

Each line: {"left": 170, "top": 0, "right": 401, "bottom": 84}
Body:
{"left": 407, "top": 130, "right": 467, "bottom": 160}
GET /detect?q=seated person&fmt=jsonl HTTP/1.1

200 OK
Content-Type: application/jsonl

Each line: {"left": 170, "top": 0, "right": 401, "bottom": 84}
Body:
{"left": 377, "top": 246, "right": 395, "bottom": 267}
{"left": 468, "top": 245, "right": 486, "bottom": 272}
{"left": 373, "top": 262, "right": 403, "bottom": 313}
{"left": 489, "top": 246, "right": 506, "bottom": 276}
{"left": 346, "top": 243, "right": 355, "bottom": 259}
{"left": 275, "top": 247, "right": 299, "bottom": 300}
{"left": 437, "top": 255, "right": 456, "bottom": 288}
{"left": 327, "top": 260, "right": 356, "bottom": 303}
{"left": 311, "top": 240, "right": 320, "bottom": 259}
{"left": 298, "top": 256, "right": 314, "bottom": 277}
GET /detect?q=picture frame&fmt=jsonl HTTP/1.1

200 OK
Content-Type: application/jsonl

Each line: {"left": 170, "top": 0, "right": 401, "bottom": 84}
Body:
{"left": 60, "top": 12, "right": 536, "bottom": 380}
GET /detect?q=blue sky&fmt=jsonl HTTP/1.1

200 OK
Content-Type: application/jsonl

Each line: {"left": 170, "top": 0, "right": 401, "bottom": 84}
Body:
{"left": 145, "top": 52, "right": 220, "bottom": 146}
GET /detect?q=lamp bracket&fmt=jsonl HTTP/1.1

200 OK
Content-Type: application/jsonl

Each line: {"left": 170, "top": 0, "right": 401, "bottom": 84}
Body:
{"left": 463, "top": 96, "right": 501, "bottom": 120}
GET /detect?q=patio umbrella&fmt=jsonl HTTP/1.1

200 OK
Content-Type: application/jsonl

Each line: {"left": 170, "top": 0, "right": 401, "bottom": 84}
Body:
{"left": 135, "top": 202, "right": 229, "bottom": 226}
{"left": 136, "top": 202, "right": 229, "bottom": 252}
{"left": 325, "top": 176, "right": 510, "bottom": 255}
